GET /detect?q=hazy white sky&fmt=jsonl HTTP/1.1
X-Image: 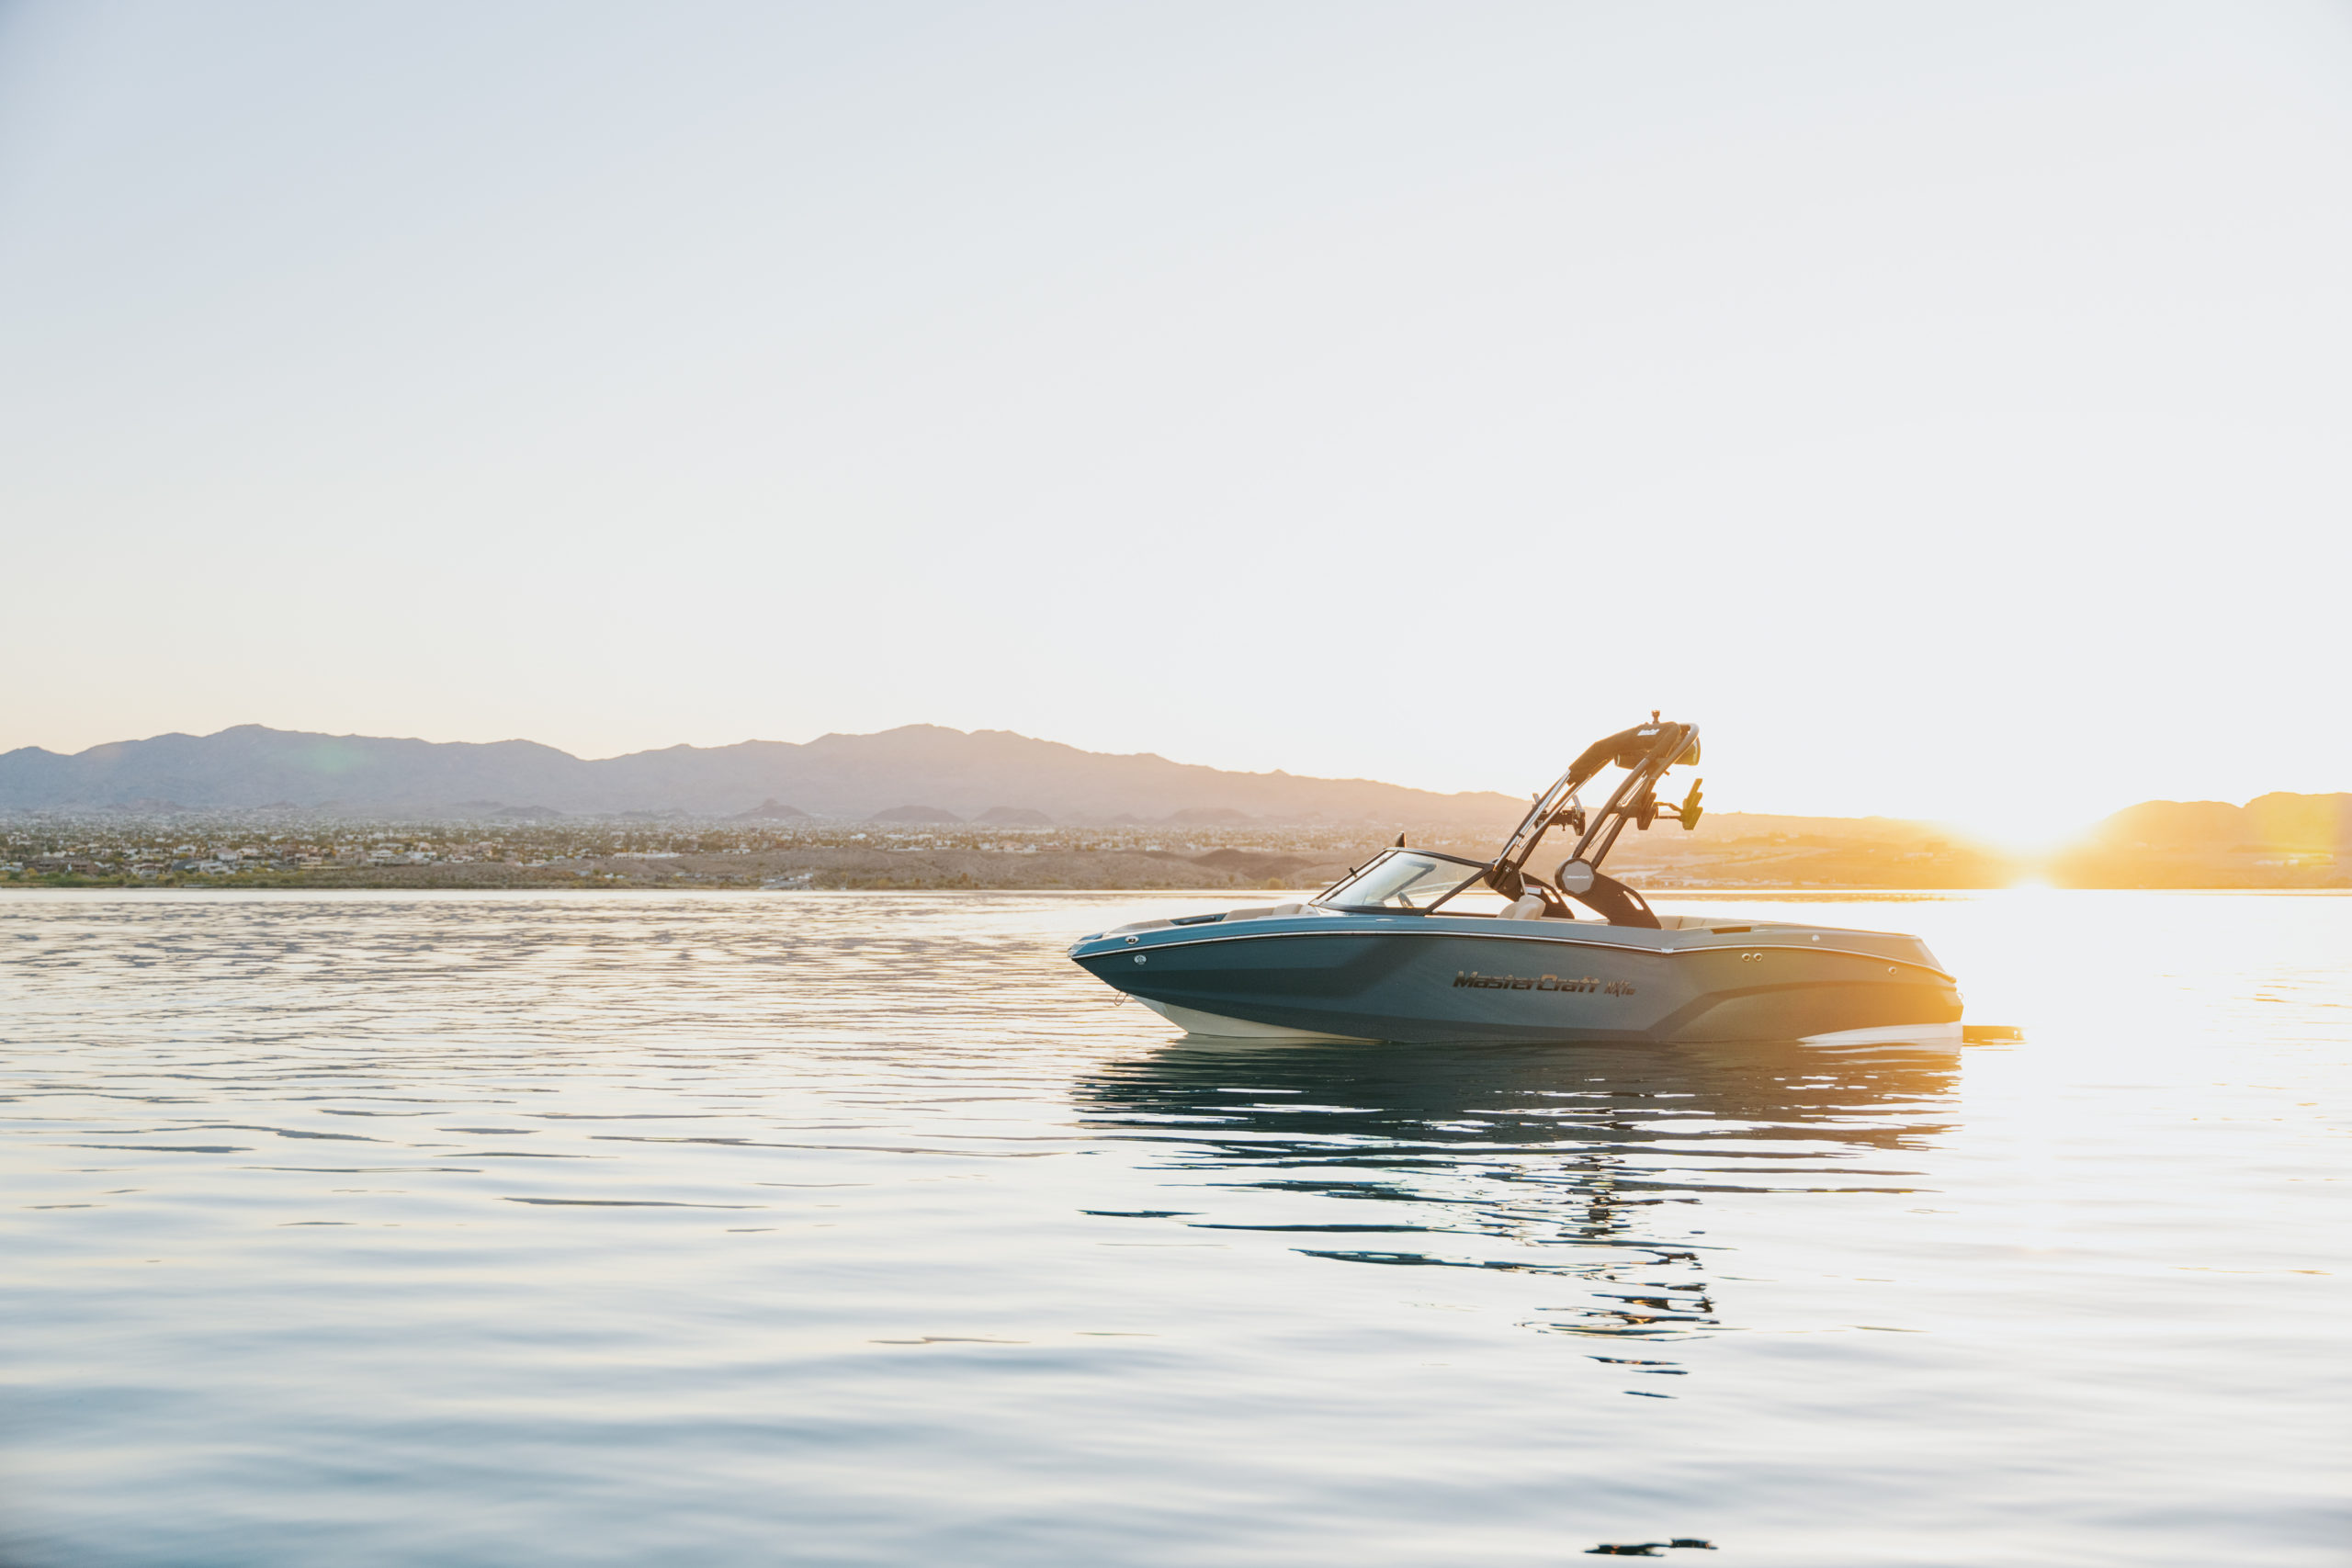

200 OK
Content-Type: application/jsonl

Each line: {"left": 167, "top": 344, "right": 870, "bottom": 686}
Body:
{"left": 5, "top": 1, "right": 2350, "bottom": 841}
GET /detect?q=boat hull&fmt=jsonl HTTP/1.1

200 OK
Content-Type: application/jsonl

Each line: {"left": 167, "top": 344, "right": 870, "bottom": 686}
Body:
{"left": 1071, "top": 913, "right": 1962, "bottom": 1045}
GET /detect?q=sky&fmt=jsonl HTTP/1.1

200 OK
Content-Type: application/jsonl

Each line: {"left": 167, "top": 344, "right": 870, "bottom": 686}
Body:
{"left": 4, "top": 1, "right": 2350, "bottom": 849}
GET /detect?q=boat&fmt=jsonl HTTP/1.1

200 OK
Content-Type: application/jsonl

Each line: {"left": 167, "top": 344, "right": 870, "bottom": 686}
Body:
{"left": 1066, "top": 716, "right": 1964, "bottom": 1045}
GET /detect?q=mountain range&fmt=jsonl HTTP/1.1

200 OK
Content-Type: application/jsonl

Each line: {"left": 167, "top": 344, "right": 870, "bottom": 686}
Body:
{"left": 2086, "top": 793, "right": 2352, "bottom": 852}
{"left": 7, "top": 728, "right": 2345, "bottom": 885}
{"left": 0, "top": 724, "right": 1526, "bottom": 826}
{"left": 2040, "top": 790, "right": 2352, "bottom": 886}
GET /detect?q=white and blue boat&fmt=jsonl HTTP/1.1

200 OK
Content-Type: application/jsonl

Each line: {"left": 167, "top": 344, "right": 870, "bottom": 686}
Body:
{"left": 1069, "top": 716, "right": 1963, "bottom": 1045}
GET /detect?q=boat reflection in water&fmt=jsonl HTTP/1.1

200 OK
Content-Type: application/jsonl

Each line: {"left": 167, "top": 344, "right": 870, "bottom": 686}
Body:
{"left": 1077, "top": 1036, "right": 1959, "bottom": 1345}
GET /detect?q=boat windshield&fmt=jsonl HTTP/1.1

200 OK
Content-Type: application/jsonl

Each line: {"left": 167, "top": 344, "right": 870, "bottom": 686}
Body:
{"left": 1315, "top": 850, "right": 1487, "bottom": 911}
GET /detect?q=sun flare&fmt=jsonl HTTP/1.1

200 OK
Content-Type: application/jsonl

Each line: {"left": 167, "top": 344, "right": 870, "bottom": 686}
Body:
{"left": 1929, "top": 809, "right": 2105, "bottom": 869}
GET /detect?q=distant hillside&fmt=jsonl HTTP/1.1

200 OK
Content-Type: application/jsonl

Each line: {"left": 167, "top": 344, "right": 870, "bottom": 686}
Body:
{"left": 2087, "top": 793, "right": 2352, "bottom": 851}
{"left": 0, "top": 724, "right": 1526, "bottom": 827}
{"left": 2050, "top": 792, "right": 2352, "bottom": 887}
{"left": 8, "top": 727, "right": 2341, "bottom": 887}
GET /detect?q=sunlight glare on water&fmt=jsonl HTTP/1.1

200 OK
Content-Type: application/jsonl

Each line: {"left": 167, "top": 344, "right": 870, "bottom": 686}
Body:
{"left": 0, "top": 890, "right": 2344, "bottom": 1566}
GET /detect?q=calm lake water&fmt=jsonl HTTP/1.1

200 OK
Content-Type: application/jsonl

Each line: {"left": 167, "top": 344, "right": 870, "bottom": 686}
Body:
{"left": 0, "top": 889, "right": 2343, "bottom": 1566}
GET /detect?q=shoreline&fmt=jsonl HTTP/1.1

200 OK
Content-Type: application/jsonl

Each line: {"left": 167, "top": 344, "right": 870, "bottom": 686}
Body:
{"left": 9, "top": 833, "right": 2343, "bottom": 896}
{"left": 6, "top": 880, "right": 2343, "bottom": 897}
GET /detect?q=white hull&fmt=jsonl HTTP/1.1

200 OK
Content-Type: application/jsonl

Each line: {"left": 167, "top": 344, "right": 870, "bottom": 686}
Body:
{"left": 1135, "top": 997, "right": 1374, "bottom": 1043}
{"left": 1799, "top": 1021, "right": 1964, "bottom": 1047}
{"left": 1139, "top": 997, "right": 1962, "bottom": 1050}
{"left": 1138, "top": 1001, "right": 1966, "bottom": 1048}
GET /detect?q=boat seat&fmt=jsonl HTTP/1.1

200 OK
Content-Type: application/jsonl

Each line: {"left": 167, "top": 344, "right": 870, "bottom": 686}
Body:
{"left": 1499, "top": 894, "right": 1547, "bottom": 920}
